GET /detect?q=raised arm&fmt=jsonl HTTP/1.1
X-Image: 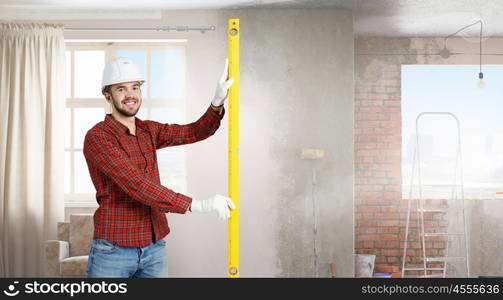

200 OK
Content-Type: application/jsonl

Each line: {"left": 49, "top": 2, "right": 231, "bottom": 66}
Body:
{"left": 149, "top": 106, "right": 224, "bottom": 150}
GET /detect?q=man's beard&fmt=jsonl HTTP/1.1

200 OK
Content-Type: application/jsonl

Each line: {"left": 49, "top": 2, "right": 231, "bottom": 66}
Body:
{"left": 111, "top": 95, "right": 140, "bottom": 117}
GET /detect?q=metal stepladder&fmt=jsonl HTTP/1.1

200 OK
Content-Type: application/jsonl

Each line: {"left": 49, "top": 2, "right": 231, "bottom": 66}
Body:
{"left": 401, "top": 112, "right": 470, "bottom": 278}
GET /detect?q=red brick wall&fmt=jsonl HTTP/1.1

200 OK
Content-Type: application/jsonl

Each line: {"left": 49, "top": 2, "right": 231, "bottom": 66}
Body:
{"left": 354, "top": 58, "right": 448, "bottom": 274}
{"left": 354, "top": 64, "right": 403, "bottom": 265}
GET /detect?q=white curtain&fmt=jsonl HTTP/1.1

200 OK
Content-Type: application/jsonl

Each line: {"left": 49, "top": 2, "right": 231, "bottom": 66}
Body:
{"left": 0, "top": 23, "right": 65, "bottom": 277}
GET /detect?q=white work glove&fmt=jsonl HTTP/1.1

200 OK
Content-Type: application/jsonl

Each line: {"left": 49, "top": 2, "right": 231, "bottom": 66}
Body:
{"left": 211, "top": 58, "right": 235, "bottom": 107}
{"left": 191, "top": 194, "right": 236, "bottom": 220}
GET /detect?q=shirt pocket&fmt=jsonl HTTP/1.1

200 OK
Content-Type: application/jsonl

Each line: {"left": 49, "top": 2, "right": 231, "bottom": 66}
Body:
{"left": 144, "top": 148, "right": 157, "bottom": 172}
{"left": 118, "top": 136, "right": 146, "bottom": 170}
{"left": 138, "top": 133, "right": 157, "bottom": 172}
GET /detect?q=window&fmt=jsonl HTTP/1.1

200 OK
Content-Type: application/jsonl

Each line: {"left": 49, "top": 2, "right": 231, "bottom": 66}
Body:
{"left": 65, "top": 41, "right": 187, "bottom": 206}
{"left": 402, "top": 65, "right": 503, "bottom": 199}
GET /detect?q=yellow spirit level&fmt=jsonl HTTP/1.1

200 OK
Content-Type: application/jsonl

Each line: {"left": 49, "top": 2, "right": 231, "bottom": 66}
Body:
{"left": 227, "top": 18, "right": 240, "bottom": 278}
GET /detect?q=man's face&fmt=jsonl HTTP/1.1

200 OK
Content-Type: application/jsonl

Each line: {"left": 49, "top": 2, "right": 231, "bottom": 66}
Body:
{"left": 105, "top": 81, "right": 142, "bottom": 117}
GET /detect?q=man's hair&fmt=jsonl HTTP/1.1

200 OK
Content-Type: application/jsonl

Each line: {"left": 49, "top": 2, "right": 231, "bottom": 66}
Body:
{"left": 102, "top": 85, "right": 111, "bottom": 95}
{"left": 102, "top": 81, "right": 143, "bottom": 95}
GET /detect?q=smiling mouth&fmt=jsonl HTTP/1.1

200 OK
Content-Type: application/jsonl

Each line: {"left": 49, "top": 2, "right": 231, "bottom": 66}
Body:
{"left": 122, "top": 100, "right": 137, "bottom": 108}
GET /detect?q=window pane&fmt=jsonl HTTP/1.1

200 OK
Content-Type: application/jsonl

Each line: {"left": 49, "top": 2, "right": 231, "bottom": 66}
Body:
{"left": 158, "top": 151, "right": 184, "bottom": 177}
{"left": 74, "top": 107, "right": 104, "bottom": 148}
{"left": 151, "top": 50, "right": 183, "bottom": 98}
{"left": 136, "top": 107, "right": 149, "bottom": 120}
{"left": 65, "top": 108, "right": 71, "bottom": 149}
{"left": 75, "top": 152, "right": 95, "bottom": 194}
{"left": 116, "top": 50, "right": 148, "bottom": 96}
{"left": 161, "top": 179, "right": 185, "bottom": 194}
{"left": 151, "top": 107, "right": 182, "bottom": 124}
{"left": 74, "top": 51, "right": 105, "bottom": 98}
{"left": 158, "top": 150, "right": 185, "bottom": 192}
{"left": 402, "top": 65, "right": 503, "bottom": 199}
{"left": 66, "top": 51, "right": 71, "bottom": 98}
{"left": 65, "top": 151, "right": 71, "bottom": 194}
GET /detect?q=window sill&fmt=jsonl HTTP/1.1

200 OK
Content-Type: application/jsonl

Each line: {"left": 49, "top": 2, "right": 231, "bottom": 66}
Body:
{"left": 64, "top": 202, "right": 98, "bottom": 208}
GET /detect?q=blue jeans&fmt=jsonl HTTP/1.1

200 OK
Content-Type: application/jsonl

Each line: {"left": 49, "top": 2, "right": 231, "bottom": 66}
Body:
{"left": 86, "top": 238, "right": 168, "bottom": 278}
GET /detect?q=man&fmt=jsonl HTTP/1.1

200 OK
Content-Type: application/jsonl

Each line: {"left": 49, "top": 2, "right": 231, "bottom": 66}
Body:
{"left": 83, "top": 57, "right": 235, "bottom": 278}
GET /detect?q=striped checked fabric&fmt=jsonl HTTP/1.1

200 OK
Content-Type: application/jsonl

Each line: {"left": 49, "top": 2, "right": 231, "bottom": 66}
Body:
{"left": 83, "top": 106, "right": 225, "bottom": 247}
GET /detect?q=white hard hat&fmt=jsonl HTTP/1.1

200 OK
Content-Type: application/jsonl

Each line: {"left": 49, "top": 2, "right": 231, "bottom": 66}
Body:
{"left": 101, "top": 57, "right": 145, "bottom": 93}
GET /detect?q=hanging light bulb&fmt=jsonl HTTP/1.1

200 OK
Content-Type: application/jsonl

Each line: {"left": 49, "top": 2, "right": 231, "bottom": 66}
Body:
{"left": 442, "top": 20, "right": 485, "bottom": 89}
{"left": 477, "top": 21, "right": 484, "bottom": 88}
{"left": 439, "top": 45, "right": 451, "bottom": 59}
{"left": 478, "top": 72, "right": 485, "bottom": 88}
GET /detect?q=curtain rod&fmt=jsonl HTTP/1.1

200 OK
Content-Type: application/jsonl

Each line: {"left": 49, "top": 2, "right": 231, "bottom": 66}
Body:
{"left": 64, "top": 25, "right": 216, "bottom": 33}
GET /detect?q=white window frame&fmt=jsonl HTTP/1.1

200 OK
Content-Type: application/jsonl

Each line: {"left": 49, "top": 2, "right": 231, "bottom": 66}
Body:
{"left": 64, "top": 40, "right": 188, "bottom": 207}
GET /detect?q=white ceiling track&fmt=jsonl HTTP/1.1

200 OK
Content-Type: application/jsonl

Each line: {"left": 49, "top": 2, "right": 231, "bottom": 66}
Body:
{"left": 64, "top": 25, "right": 216, "bottom": 33}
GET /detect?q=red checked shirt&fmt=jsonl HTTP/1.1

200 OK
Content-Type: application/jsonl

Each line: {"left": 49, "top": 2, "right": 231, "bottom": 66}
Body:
{"left": 83, "top": 106, "right": 224, "bottom": 247}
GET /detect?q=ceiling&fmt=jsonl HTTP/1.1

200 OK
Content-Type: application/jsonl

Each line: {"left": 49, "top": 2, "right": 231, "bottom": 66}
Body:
{"left": 1, "top": 0, "right": 502, "bottom": 37}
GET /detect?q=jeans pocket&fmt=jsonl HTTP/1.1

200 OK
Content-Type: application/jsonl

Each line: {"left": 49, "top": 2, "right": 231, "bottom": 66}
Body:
{"left": 93, "top": 238, "right": 117, "bottom": 254}
{"left": 156, "top": 239, "right": 166, "bottom": 247}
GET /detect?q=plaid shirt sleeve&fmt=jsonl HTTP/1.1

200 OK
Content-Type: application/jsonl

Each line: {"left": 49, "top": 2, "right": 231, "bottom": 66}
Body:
{"left": 83, "top": 130, "right": 192, "bottom": 214}
{"left": 148, "top": 105, "right": 225, "bottom": 150}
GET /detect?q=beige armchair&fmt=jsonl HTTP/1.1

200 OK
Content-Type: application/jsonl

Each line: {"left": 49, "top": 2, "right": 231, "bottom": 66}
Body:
{"left": 45, "top": 213, "right": 94, "bottom": 277}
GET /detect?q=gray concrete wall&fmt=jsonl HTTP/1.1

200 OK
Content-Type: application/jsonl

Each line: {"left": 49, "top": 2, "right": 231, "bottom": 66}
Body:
{"left": 469, "top": 199, "right": 503, "bottom": 277}
{"left": 64, "top": 8, "right": 355, "bottom": 277}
